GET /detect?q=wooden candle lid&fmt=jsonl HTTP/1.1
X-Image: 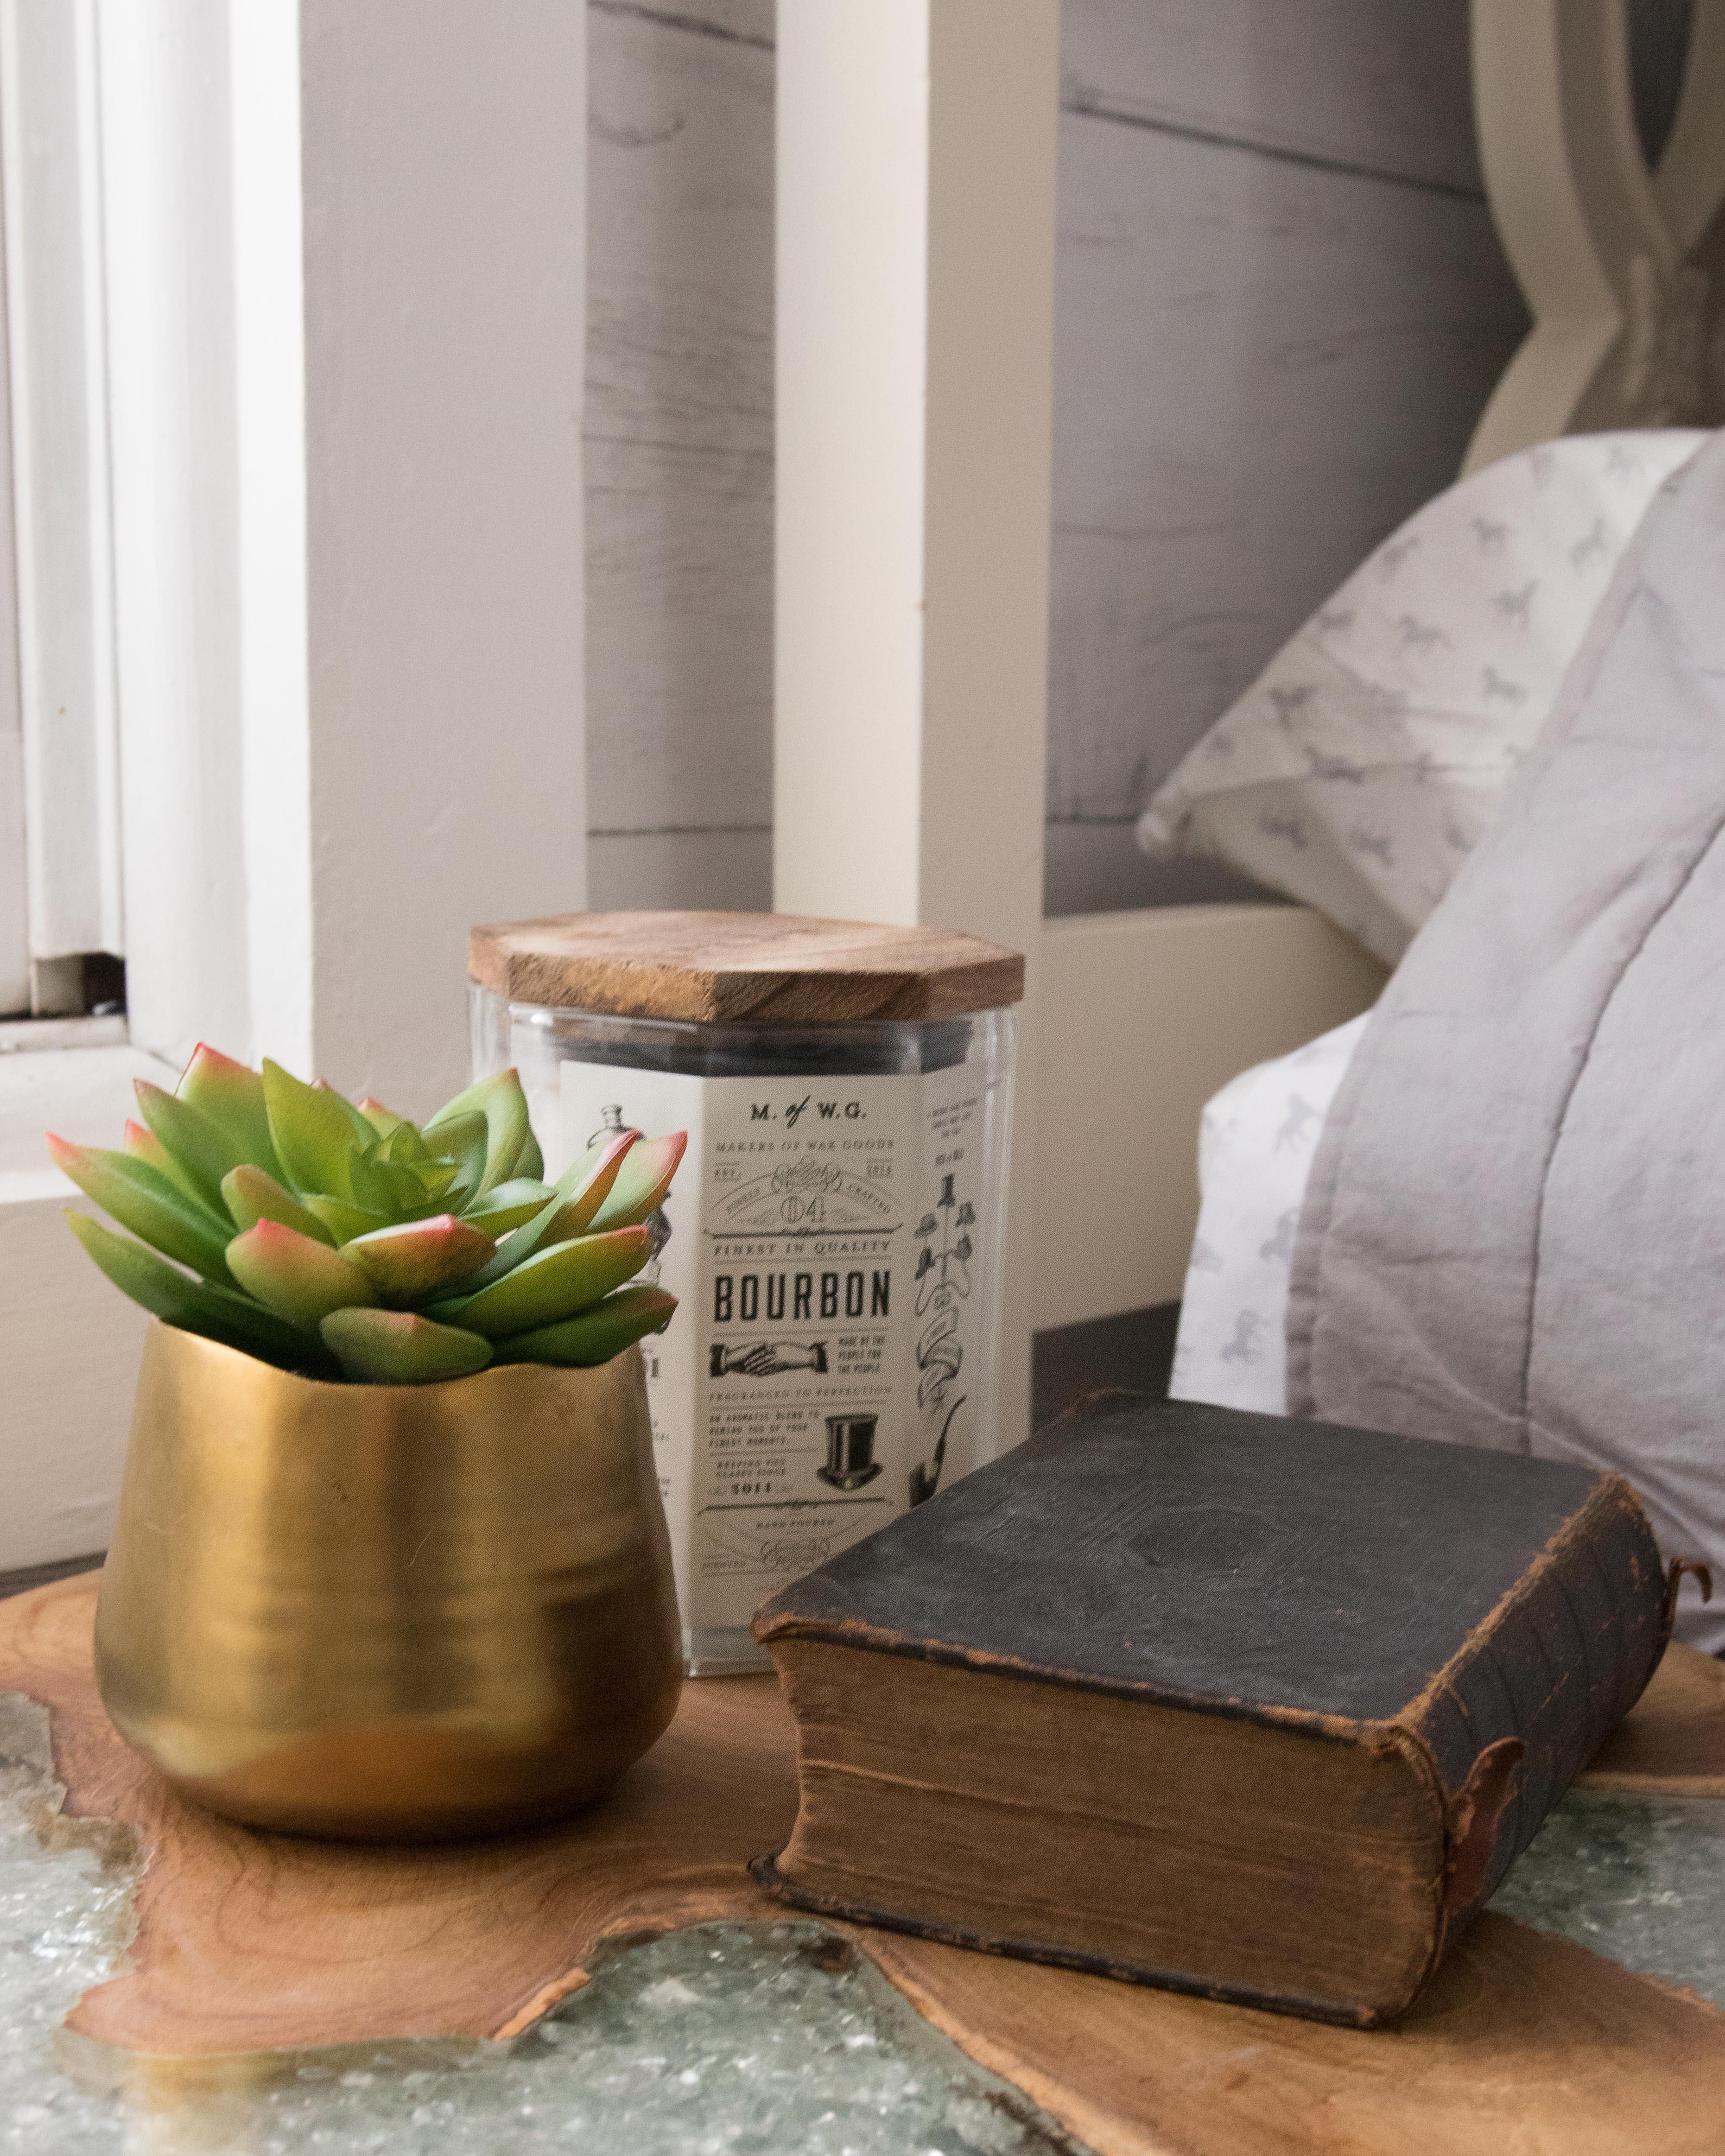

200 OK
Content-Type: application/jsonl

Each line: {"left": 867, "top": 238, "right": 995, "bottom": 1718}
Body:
{"left": 470, "top": 911, "right": 1025, "bottom": 1025}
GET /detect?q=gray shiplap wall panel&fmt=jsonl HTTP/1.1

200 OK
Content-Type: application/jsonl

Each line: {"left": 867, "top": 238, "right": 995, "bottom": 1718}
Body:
{"left": 582, "top": 2, "right": 1538, "bottom": 920}
{"left": 585, "top": 2, "right": 772, "bottom": 907}
{"left": 588, "top": 827, "right": 770, "bottom": 910}
{"left": 591, "top": 0, "right": 772, "bottom": 49}
{"left": 1060, "top": 0, "right": 1481, "bottom": 193}
{"left": 1046, "top": 112, "right": 1528, "bottom": 842}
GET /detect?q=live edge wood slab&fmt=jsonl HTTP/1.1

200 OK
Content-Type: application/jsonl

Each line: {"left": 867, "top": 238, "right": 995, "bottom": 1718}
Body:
{"left": 6, "top": 1572, "right": 1725, "bottom": 2155}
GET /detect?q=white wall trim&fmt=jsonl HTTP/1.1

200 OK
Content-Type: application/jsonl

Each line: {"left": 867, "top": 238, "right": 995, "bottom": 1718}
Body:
{"left": 2, "top": 0, "right": 593, "bottom": 1570}
{"left": 0, "top": 0, "right": 123, "bottom": 974}
{"left": 0, "top": 80, "right": 25, "bottom": 1020}
{"left": 775, "top": 0, "right": 1060, "bottom": 1451}
{"left": 1033, "top": 906, "right": 1386, "bottom": 1331}
{"left": 295, "top": 0, "right": 588, "bottom": 1114}
{"left": 98, "top": 0, "right": 251, "bottom": 1065}
{"left": 89, "top": 0, "right": 589, "bottom": 1106}
{"left": 230, "top": 0, "right": 313, "bottom": 1078}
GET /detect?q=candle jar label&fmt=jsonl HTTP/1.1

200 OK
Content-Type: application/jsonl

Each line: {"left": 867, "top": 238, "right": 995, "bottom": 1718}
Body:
{"left": 558, "top": 1059, "right": 991, "bottom": 1671}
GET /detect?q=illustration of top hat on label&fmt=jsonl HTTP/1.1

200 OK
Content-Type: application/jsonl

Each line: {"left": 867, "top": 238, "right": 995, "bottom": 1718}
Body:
{"left": 818, "top": 1412, "right": 882, "bottom": 1491}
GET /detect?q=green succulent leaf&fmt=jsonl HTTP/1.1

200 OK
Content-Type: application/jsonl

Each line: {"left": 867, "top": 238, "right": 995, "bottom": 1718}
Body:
{"left": 134, "top": 1080, "right": 251, "bottom": 1217}
{"left": 227, "top": 1221, "right": 379, "bottom": 1330}
{"left": 352, "top": 1151, "right": 442, "bottom": 1218}
{"left": 423, "top": 1108, "right": 490, "bottom": 1206}
{"left": 431, "top": 1225, "right": 652, "bottom": 1341}
{"left": 460, "top": 1177, "right": 556, "bottom": 1238}
{"left": 376, "top": 1115, "right": 434, "bottom": 1166}
{"left": 491, "top": 1285, "right": 677, "bottom": 1367}
{"left": 344, "top": 1144, "right": 409, "bottom": 1220}
{"left": 516, "top": 1125, "right": 545, "bottom": 1182}
{"left": 301, "top": 1193, "right": 392, "bottom": 1245}
{"left": 263, "top": 1061, "right": 365, "bottom": 1201}
{"left": 546, "top": 1130, "right": 638, "bottom": 1239}
{"left": 221, "top": 1164, "right": 338, "bottom": 1246}
{"left": 65, "top": 1212, "right": 330, "bottom": 1373}
{"left": 342, "top": 1214, "right": 496, "bottom": 1304}
{"left": 319, "top": 1307, "right": 493, "bottom": 1385}
{"left": 586, "top": 1131, "right": 687, "bottom": 1233}
{"left": 316, "top": 1077, "right": 383, "bottom": 1149}
{"left": 177, "top": 1044, "right": 285, "bottom": 1184}
{"left": 458, "top": 1132, "right": 639, "bottom": 1293}
{"left": 424, "top": 1068, "right": 531, "bottom": 1196}
{"left": 123, "top": 1117, "right": 221, "bottom": 1217}
{"left": 357, "top": 1094, "right": 410, "bottom": 1140}
{"left": 48, "top": 1136, "right": 236, "bottom": 1284}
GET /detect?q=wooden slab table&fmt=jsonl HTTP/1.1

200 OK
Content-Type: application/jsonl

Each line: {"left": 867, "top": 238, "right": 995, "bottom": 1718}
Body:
{"left": 5, "top": 1571, "right": 1725, "bottom": 2154}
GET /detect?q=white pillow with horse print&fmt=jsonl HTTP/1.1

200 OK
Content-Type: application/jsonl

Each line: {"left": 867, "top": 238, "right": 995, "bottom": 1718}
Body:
{"left": 1136, "top": 430, "right": 1708, "bottom": 965}
{"left": 1168, "top": 1012, "right": 1365, "bottom": 1416}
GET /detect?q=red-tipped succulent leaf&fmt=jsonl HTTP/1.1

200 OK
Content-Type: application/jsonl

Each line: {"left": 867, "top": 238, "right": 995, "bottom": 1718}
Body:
{"left": 343, "top": 1214, "right": 496, "bottom": 1304}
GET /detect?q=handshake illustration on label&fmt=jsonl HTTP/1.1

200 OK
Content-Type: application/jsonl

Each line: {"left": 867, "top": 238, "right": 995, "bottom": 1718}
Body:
{"left": 709, "top": 1340, "right": 830, "bottom": 1377}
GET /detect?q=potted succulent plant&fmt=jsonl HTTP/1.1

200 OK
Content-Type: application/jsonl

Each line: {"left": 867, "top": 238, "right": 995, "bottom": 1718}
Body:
{"left": 50, "top": 1048, "right": 689, "bottom": 1842}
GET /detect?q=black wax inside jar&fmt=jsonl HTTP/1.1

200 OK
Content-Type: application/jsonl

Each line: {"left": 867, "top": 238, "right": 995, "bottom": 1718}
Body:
{"left": 527, "top": 1015, "right": 976, "bottom": 1079}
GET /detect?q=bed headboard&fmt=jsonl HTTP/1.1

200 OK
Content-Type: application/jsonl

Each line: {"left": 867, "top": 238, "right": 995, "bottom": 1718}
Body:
{"left": 1033, "top": 0, "right": 1725, "bottom": 1330}
{"left": 1465, "top": 0, "right": 1725, "bottom": 472}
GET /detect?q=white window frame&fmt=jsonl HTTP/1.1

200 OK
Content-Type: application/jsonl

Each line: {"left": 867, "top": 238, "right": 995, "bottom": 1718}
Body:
{"left": 1, "top": 0, "right": 588, "bottom": 1575}
{"left": 0, "top": 215, "right": 25, "bottom": 1021}
{"left": 0, "top": 0, "right": 124, "bottom": 1020}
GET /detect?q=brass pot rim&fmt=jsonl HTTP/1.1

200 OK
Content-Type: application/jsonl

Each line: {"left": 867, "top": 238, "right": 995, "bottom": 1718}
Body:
{"left": 150, "top": 1317, "right": 620, "bottom": 1400}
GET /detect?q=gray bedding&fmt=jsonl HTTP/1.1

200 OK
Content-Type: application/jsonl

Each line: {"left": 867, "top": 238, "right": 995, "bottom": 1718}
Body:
{"left": 1288, "top": 429, "right": 1725, "bottom": 1653}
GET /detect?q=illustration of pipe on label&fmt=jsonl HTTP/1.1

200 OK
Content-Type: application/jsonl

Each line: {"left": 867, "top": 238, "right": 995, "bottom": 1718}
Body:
{"left": 709, "top": 1340, "right": 830, "bottom": 1377}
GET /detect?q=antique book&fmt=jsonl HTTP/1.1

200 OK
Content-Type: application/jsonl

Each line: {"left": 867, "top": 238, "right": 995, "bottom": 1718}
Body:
{"left": 750, "top": 1394, "right": 1676, "bottom": 2026}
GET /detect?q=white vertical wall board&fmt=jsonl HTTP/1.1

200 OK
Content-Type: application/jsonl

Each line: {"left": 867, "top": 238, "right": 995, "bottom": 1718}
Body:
{"left": 585, "top": 1, "right": 772, "bottom": 902}
{"left": 0, "top": 741, "right": 24, "bottom": 1017}
{"left": 775, "top": 0, "right": 930, "bottom": 927}
{"left": 0, "top": 0, "right": 123, "bottom": 968}
{"left": 775, "top": 0, "right": 1059, "bottom": 1454}
{"left": 1060, "top": 0, "right": 1482, "bottom": 195}
{"left": 229, "top": 0, "right": 313, "bottom": 1079}
{"left": 297, "top": 0, "right": 588, "bottom": 1115}
{"left": 0, "top": 149, "right": 27, "bottom": 1018}
{"left": 97, "top": 0, "right": 250, "bottom": 1073}
{"left": 1032, "top": 907, "right": 1387, "bottom": 1331}
{"left": 919, "top": 0, "right": 1057, "bottom": 953}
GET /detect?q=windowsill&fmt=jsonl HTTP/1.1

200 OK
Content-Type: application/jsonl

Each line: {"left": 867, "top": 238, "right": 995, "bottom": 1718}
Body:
{"left": 1, "top": 1039, "right": 171, "bottom": 1573}
{"left": 0, "top": 1013, "right": 129, "bottom": 1054}
{"left": 0, "top": 1039, "right": 175, "bottom": 1180}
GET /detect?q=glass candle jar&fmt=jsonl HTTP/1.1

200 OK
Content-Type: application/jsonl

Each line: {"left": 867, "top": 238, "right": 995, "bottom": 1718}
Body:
{"left": 470, "top": 913, "right": 1023, "bottom": 1673}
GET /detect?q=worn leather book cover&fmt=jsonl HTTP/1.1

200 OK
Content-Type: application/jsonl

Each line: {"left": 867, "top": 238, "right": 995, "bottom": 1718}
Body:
{"left": 750, "top": 1394, "right": 1674, "bottom": 2026}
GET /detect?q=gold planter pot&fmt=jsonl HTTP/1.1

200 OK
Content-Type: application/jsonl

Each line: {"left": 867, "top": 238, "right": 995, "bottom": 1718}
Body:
{"left": 94, "top": 1322, "right": 683, "bottom": 1841}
